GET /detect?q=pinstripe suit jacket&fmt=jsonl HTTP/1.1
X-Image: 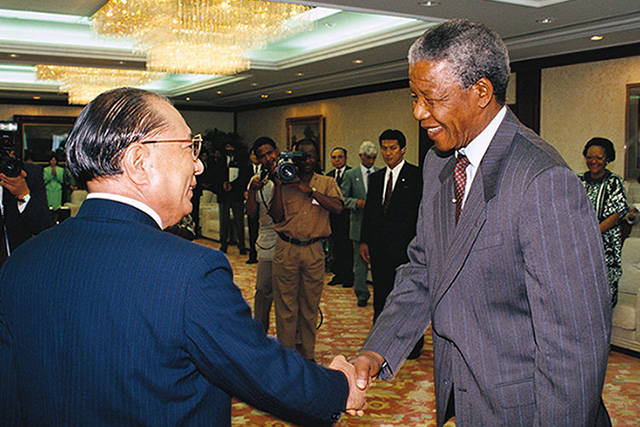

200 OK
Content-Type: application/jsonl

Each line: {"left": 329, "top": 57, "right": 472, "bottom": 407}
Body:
{"left": 363, "top": 109, "right": 612, "bottom": 426}
{"left": 0, "top": 198, "right": 347, "bottom": 426}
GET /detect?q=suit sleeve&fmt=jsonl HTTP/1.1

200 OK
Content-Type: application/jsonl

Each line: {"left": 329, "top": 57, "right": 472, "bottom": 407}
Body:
{"left": 341, "top": 172, "right": 360, "bottom": 211}
{"left": 360, "top": 177, "right": 377, "bottom": 246}
{"left": 184, "top": 250, "right": 348, "bottom": 426}
{"left": 361, "top": 167, "right": 432, "bottom": 379}
{"left": 519, "top": 166, "right": 611, "bottom": 426}
{"left": 0, "top": 295, "right": 21, "bottom": 426}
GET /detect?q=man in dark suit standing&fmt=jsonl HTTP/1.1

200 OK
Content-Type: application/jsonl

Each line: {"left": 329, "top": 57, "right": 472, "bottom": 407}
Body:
{"left": 353, "top": 20, "right": 611, "bottom": 426}
{"left": 0, "top": 160, "right": 54, "bottom": 266}
{"left": 360, "top": 129, "right": 423, "bottom": 358}
{"left": 0, "top": 87, "right": 366, "bottom": 426}
{"left": 326, "top": 146, "right": 353, "bottom": 287}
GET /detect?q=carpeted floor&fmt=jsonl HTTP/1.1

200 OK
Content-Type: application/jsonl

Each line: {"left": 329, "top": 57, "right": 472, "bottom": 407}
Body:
{"left": 195, "top": 239, "right": 640, "bottom": 426}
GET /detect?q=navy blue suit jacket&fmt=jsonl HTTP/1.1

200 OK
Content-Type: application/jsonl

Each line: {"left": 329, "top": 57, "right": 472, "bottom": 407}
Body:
{"left": 0, "top": 198, "right": 347, "bottom": 426}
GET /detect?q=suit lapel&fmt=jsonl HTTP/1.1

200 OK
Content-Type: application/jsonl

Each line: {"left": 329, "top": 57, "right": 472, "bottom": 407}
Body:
{"left": 432, "top": 108, "right": 520, "bottom": 306}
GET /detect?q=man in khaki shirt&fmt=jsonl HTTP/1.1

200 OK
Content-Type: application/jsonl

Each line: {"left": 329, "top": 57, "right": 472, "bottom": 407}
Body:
{"left": 269, "top": 139, "right": 343, "bottom": 360}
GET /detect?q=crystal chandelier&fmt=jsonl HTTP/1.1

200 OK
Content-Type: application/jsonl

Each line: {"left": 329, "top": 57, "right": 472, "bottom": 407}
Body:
{"left": 91, "top": 0, "right": 312, "bottom": 75}
{"left": 35, "top": 65, "right": 162, "bottom": 105}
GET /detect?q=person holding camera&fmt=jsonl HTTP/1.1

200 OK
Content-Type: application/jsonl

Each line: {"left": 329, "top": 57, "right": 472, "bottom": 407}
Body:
{"left": 246, "top": 137, "right": 279, "bottom": 332}
{"left": 0, "top": 159, "right": 54, "bottom": 267}
{"left": 269, "top": 139, "right": 344, "bottom": 360}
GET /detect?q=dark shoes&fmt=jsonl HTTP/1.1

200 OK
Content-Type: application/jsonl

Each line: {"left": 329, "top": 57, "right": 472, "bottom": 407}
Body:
{"left": 239, "top": 248, "right": 247, "bottom": 255}
{"left": 327, "top": 278, "right": 341, "bottom": 286}
{"left": 357, "top": 300, "right": 368, "bottom": 307}
{"left": 342, "top": 283, "right": 353, "bottom": 288}
{"left": 246, "top": 258, "right": 258, "bottom": 264}
{"left": 220, "top": 245, "right": 228, "bottom": 253}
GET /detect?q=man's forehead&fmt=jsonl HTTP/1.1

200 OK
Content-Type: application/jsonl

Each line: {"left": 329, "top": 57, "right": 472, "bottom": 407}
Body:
{"left": 381, "top": 139, "right": 400, "bottom": 147}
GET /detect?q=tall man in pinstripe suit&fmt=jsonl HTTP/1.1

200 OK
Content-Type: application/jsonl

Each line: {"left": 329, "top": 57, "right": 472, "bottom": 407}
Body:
{"left": 352, "top": 19, "right": 612, "bottom": 426}
{"left": 0, "top": 87, "right": 366, "bottom": 426}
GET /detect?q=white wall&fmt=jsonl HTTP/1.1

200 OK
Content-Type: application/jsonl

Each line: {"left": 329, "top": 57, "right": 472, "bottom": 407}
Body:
{"left": 541, "top": 56, "right": 640, "bottom": 177}
{"left": 236, "top": 88, "right": 419, "bottom": 171}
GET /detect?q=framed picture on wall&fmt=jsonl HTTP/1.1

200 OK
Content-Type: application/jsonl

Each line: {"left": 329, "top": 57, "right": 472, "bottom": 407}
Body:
{"left": 285, "top": 115, "right": 325, "bottom": 170}
{"left": 626, "top": 84, "right": 640, "bottom": 180}
{"left": 14, "top": 115, "right": 77, "bottom": 164}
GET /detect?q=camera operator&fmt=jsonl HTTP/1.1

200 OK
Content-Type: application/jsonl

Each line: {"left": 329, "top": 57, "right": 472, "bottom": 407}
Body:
{"left": 0, "top": 162, "right": 55, "bottom": 267}
{"left": 269, "top": 139, "right": 343, "bottom": 360}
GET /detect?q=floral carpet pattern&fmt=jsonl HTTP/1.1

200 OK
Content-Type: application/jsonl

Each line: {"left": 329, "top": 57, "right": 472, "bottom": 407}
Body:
{"left": 195, "top": 240, "right": 640, "bottom": 426}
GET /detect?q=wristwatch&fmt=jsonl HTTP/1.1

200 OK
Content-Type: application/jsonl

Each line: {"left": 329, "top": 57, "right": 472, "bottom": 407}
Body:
{"left": 309, "top": 187, "right": 317, "bottom": 197}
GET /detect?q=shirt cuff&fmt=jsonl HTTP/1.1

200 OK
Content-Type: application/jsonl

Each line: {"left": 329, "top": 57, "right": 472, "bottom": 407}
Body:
{"left": 17, "top": 193, "right": 31, "bottom": 213}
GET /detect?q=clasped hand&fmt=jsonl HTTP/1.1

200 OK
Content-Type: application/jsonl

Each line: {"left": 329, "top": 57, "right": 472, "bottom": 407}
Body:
{"left": 328, "top": 351, "right": 385, "bottom": 417}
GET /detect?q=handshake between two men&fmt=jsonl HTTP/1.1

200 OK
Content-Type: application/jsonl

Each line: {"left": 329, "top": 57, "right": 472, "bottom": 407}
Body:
{"left": 328, "top": 351, "right": 387, "bottom": 417}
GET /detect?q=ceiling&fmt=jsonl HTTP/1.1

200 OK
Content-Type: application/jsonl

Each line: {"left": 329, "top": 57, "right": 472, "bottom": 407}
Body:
{"left": 0, "top": 0, "right": 639, "bottom": 110}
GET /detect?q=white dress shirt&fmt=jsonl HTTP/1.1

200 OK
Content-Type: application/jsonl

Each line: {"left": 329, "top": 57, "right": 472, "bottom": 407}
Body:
{"left": 457, "top": 106, "right": 507, "bottom": 208}
{"left": 360, "top": 164, "right": 375, "bottom": 194}
{"left": 87, "top": 193, "right": 164, "bottom": 229}
{"left": 382, "top": 159, "right": 405, "bottom": 202}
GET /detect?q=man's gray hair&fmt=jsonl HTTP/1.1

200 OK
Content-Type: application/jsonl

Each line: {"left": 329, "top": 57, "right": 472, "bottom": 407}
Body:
{"left": 65, "top": 87, "right": 172, "bottom": 186}
{"left": 408, "top": 19, "right": 510, "bottom": 105}
{"left": 359, "top": 141, "right": 377, "bottom": 156}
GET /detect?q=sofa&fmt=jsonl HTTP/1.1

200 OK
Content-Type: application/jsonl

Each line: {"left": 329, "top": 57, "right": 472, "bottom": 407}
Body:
{"left": 611, "top": 237, "right": 640, "bottom": 353}
{"left": 63, "top": 189, "right": 88, "bottom": 217}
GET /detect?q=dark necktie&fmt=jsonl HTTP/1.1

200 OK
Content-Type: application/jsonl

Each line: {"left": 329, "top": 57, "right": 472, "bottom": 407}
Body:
{"left": 454, "top": 154, "right": 470, "bottom": 223}
{"left": 336, "top": 170, "right": 342, "bottom": 185}
{"left": 383, "top": 170, "right": 393, "bottom": 214}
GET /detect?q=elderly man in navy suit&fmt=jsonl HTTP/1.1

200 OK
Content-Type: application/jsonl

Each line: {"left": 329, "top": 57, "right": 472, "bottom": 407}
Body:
{"left": 353, "top": 19, "right": 612, "bottom": 426}
{"left": 0, "top": 87, "right": 366, "bottom": 426}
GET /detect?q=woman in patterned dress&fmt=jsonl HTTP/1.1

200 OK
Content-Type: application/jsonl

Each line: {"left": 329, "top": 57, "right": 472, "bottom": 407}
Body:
{"left": 578, "top": 137, "right": 628, "bottom": 307}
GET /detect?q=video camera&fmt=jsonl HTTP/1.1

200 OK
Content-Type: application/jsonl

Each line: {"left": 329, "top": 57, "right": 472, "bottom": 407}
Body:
{"left": 0, "top": 121, "right": 22, "bottom": 178}
{"left": 275, "top": 151, "right": 308, "bottom": 183}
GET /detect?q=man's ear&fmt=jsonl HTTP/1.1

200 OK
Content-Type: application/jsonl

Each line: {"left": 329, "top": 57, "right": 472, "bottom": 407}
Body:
{"left": 473, "top": 77, "right": 495, "bottom": 109}
{"left": 120, "top": 144, "right": 150, "bottom": 185}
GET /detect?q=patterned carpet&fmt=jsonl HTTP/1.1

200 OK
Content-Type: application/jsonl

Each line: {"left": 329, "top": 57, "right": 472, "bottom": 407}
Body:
{"left": 195, "top": 239, "right": 640, "bottom": 426}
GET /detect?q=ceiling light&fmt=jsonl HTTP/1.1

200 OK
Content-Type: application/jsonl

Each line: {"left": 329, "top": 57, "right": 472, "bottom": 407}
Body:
{"left": 418, "top": 1, "right": 440, "bottom": 6}
{"left": 261, "top": 94, "right": 269, "bottom": 98}
{"left": 32, "top": 96, "right": 41, "bottom": 100}
{"left": 250, "top": 82, "right": 258, "bottom": 86}
{"left": 217, "top": 90, "right": 223, "bottom": 95}
{"left": 536, "top": 17, "right": 556, "bottom": 24}
{"left": 185, "top": 97, "right": 191, "bottom": 101}
{"left": 591, "top": 35, "right": 604, "bottom": 41}
{"left": 9, "top": 54, "right": 19, "bottom": 58}
{"left": 35, "top": 65, "right": 162, "bottom": 105}
{"left": 285, "top": 90, "right": 293, "bottom": 94}
{"left": 296, "top": 72, "right": 305, "bottom": 76}
{"left": 91, "top": 0, "right": 313, "bottom": 75}
{"left": 353, "top": 59, "right": 364, "bottom": 64}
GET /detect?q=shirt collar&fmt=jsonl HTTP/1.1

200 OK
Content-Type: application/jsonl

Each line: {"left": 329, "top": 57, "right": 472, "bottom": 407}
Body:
{"left": 387, "top": 159, "right": 405, "bottom": 175}
{"left": 458, "top": 106, "right": 507, "bottom": 167}
{"left": 86, "top": 193, "right": 164, "bottom": 229}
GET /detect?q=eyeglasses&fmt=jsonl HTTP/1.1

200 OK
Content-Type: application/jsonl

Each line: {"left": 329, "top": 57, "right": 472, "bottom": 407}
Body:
{"left": 141, "top": 134, "right": 202, "bottom": 160}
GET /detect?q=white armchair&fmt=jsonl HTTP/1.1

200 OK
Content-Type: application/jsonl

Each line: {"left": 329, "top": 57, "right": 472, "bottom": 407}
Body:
{"left": 63, "top": 190, "right": 88, "bottom": 217}
{"left": 611, "top": 237, "right": 640, "bottom": 352}
{"left": 199, "top": 190, "right": 220, "bottom": 241}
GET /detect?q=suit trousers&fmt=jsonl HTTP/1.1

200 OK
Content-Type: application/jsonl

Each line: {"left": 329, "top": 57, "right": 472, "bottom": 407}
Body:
{"left": 272, "top": 239, "right": 325, "bottom": 360}
{"left": 352, "top": 240, "right": 370, "bottom": 303}
{"left": 370, "top": 250, "right": 398, "bottom": 323}
{"left": 330, "top": 230, "right": 353, "bottom": 284}
{"left": 219, "top": 201, "right": 246, "bottom": 249}
{"left": 253, "top": 260, "right": 273, "bottom": 332}
{"left": 247, "top": 214, "right": 259, "bottom": 260}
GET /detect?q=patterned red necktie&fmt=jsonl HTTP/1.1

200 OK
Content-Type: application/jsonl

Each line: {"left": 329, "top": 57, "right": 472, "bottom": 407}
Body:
{"left": 454, "top": 154, "right": 470, "bottom": 223}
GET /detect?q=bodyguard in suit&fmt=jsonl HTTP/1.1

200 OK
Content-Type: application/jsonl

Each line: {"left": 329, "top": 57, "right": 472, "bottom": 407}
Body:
{"left": 360, "top": 130, "right": 422, "bottom": 323}
{"left": 353, "top": 20, "right": 611, "bottom": 426}
{"left": 340, "top": 141, "right": 379, "bottom": 307}
{"left": 0, "top": 161, "right": 54, "bottom": 265}
{"left": 326, "top": 147, "right": 353, "bottom": 287}
{"left": 0, "top": 87, "right": 366, "bottom": 426}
